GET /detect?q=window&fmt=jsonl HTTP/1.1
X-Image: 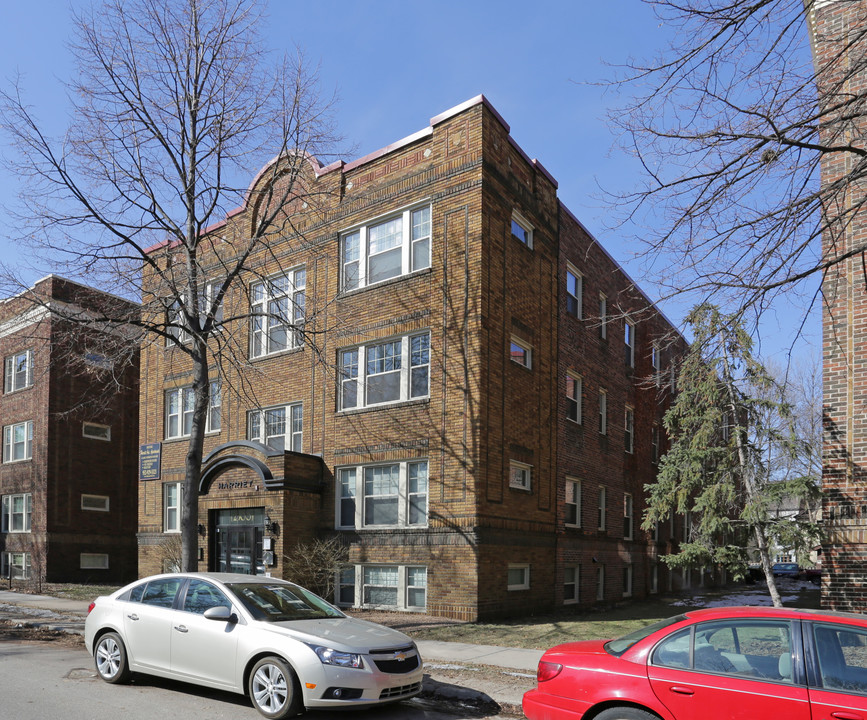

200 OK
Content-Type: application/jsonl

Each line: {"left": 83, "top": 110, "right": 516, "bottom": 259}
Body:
{"left": 164, "top": 482, "right": 182, "bottom": 533}
{"left": 80, "top": 553, "right": 109, "bottom": 570}
{"left": 165, "top": 382, "right": 221, "bottom": 439}
{"left": 509, "top": 461, "right": 532, "bottom": 491}
{"left": 1, "top": 552, "right": 30, "bottom": 579}
{"left": 82, "top": 422, "right": 111, "bottom": 441}
{"left": 248, "top": 403, "right": 303, "bottom": 452}
{"left": 596, "top": 565, "right": 605, "bottom": 601}
{"left": 624, "top": 493, "right": 634, "bottom": 540}
{"left": 625, "top": 407, "right": 634, "bottom": 454}
{"left": 1, "top": 494, "right": 32, "bottom": 532}
{"left": 599, "top": 294, "right": 608, "bottom": 339}
{"left": 652, "top": 342, "right": 661, "bottom": 385}
{"left": 337, "top": 460, "right": 428, "bottom": 529}
{"left": 814, "top": 623, "right": 867, "bottom": 691}
{"left": 339, "top": 332, "right": 430, "bottom": 410}
{"left": 508, "top": 564, "right": 530, "bottom": 591}
{"left": 3, "top": 421, "right": 33, "bottom": 462}
{"left": 623, "top": 564, "right": 633, "bottom": 597}
{"left": 4, "top": 350, "right": 32, "bottom": 393}
{"left": 599, "top": 390, "right": 607, "bottom": 434}
{"left": 341, "top": 205, "right": 431, "bottom": 291}
{"left": 566, "top": 264, "right": 582, "bottom": 318}
{"left": 183, "top": 579, "right": 231, "bottom": 614}
{"left": 566, "top": 373, "right": 582, "bottom": 423}
{"left": 167, "top": 282, "right": 224, "bottom": 345}
{"left": 510, "top": 210, "right": 533, "bottom": 248}
{"left": 250, "top": 268, "right": 306, "bottom": 357}
{"left": 625, "top": 321, "right": 635, "bottom": 367}
{"left": 564, "top": 566, "right": 579, "bottom": 604}
{"left": 565, "top": 478, "right": 581, "bottom": 527}
{"left": 510, "top": 337, "right": 532, "bottom": 369}
{"left": 652, "top": 424, "right": 660, "bottom": 464}
{"left": 598, "top": 486, "right": 607, "bottom": 530}
{"left": 336, "top": 565, "right": 427, "bottom": 611}
{"left": 81, "top": 494, "right": 110, "bottom": 512}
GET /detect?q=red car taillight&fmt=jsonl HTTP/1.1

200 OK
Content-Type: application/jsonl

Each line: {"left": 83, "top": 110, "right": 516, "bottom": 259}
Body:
{"left": 87, "top": 601, "right": 96, "bottom": 615}
{"left": 537, "top": 660, "right": 563, "bottom": 682}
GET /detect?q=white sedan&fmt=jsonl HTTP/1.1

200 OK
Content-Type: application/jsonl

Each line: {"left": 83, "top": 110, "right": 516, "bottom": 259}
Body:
{"left": 84, "top": 572, "right": 423, "bottom": 718}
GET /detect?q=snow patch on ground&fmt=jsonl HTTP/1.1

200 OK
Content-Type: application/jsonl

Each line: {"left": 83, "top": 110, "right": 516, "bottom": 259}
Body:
{"left": 669, "top": 580, "right": 816, "bottom": 608}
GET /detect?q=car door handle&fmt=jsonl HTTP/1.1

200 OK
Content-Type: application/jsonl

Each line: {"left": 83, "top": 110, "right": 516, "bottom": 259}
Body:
{"left": 174, "top": 625, "right": 188, "bottom": 633}
{"left": 669, "top": 686, "right": 695, "bottom": 696}
{"left": 831, "top": 713, "right": 863, "bottom": 720}
{"left": 127, "top": 613, "right": 139, "bottom": 621}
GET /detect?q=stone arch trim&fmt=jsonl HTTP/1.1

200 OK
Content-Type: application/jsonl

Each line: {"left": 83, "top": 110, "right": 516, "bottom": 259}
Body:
{"left": 198, "top": 454, "right": 273, "bottom": 495}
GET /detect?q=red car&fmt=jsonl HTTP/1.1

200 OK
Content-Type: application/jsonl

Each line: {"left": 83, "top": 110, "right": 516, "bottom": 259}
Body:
{"left": 523, "top": 606, "right": 867, "bottom": 720}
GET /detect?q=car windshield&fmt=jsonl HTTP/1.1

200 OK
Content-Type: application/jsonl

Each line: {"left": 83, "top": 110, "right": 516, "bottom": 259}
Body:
{"left": 605, "top": 615, "right": 687, "bottom": 657}
{"left": 226, "top": 581, "right": 345, "bottom": 622}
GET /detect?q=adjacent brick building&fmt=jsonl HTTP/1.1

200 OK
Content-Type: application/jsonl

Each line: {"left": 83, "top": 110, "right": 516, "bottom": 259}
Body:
{"left": 808, "top": 0, "right": 867, "bottom": 611}
{"left": 137, "top": 96, "right": 685, "bottom": 620}
{"left": 0, "top": 276, "right": 140, "bottom": 583}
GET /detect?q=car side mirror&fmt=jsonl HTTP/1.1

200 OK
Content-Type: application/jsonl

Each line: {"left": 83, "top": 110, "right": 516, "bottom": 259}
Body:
{"left": 204, "top": 605, "right": 237, "bottom": 623}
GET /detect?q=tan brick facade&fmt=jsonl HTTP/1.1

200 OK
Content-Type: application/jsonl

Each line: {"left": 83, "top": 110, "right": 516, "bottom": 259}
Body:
{"left": 138, "top": 97, "right": 682, "bottom": 620}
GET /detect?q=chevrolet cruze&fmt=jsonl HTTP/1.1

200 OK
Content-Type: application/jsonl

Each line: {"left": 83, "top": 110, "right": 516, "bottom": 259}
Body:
{"left": 84, "top": 572, "right": 423, "bottom": 718}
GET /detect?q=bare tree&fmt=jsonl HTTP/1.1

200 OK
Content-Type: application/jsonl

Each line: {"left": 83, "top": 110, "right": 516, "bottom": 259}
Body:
{"left": 605, "top": 0, "right": 866, "bottom": 323}
{"left": 0, "top": 0, "right": 338, "bottom": 571}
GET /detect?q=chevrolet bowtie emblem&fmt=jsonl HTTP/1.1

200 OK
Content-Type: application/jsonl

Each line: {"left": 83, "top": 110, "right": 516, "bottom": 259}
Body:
{"left": 393, "top": 651, "right": 407, "bottom": 662}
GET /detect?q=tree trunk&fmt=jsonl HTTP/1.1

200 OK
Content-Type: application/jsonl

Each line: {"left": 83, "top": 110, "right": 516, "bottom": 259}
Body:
{"left": 181, "top": 344, "right": 210, "bottom": 572}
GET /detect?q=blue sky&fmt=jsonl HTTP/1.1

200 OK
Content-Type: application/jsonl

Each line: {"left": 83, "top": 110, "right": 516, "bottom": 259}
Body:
{"left": 0, "top": 1, "right": 819, "bottom": 359}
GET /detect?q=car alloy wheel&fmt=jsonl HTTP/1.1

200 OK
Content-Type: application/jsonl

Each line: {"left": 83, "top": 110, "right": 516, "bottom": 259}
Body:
{"left": 248, "top": 656, "right": 301, "bottom": 719}
{"left": 94, "top": 632, "right": 131, "bottom": 684}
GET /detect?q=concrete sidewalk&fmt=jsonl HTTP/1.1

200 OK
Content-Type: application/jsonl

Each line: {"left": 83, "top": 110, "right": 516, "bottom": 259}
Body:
{"left": 0, "top": 589, "right": 537, "bottom": 715}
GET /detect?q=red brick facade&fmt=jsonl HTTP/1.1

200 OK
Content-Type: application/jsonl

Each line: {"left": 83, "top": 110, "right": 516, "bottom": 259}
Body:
{"left": 0, "top": 276, "right": 140, "bottom": 583}
{"left": 810, "top": 0, "right": 867, "bottom": 611}
{"left": 138, "top": 97, "right": 683, "bottom": 620}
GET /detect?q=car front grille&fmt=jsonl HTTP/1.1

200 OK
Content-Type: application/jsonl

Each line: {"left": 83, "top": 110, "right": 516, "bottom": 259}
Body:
{"left": 379, "top": 681, "right": 422, "bottom": 700}
{"left": 373, "top": 655, "right": 420, "bottom": 674}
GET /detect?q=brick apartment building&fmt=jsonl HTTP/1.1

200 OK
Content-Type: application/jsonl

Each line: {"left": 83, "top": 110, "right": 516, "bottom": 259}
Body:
{"left": 0, "top": 276, "right": 139, "bottom": 583}
{"left": 137, "top": 96, "right": 686, "bottom": 620}
{"left": 809, "top": 0, "right": 867, "bottom": 611}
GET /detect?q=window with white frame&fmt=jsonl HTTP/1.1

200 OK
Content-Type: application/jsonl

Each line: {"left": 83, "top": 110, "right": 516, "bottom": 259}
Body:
{"left": 598, "top": 486, "right": 607, "bottom": 530}
{"left": 509, "top": 460, "right": 532, "bottom": 491}
{"left": 566, "top": 264, "right": 582, "bottom": 318}
{"left": 248, "top": 404, "right": 302, "bottom": 453}
{"left": 652, "top": 342, "right": 661, "bottom": 385}
{"left": 510, "top": 337, "right": 532, "bottom": 369}
{"left": 598, "top": 390, "right": 607, "bottom": 435}
{"left": 81, "top": 553, "right": 109, "bottom": 570}
{"left": 566, "top": 478, "right": 581, "bottom": 527}
{"left": 508, "top": 563, "right": 530, "bottom": 590}
{"left": 167, "top": 282, "right": 223, "bottom": 345}
{"left": 625, "top": 321, "right": 635, "bottom": 367}
{"left": 339, "top": 332, "right": 429, "bottom": 410}
{"left": 599, "top": 294, "right": 608, "bottom": 339}
{"left": 81, "top": 494, "right": 110, "bottom": 512}
{"left": 623, "top": 564, "right": 633, "bottom": 597}
{"left": 336, "top": 565, "right": 427, "bottom": 611}
{"left": 623, "top": 493, "right": 634, "bottom": 540}
{"left": 165, "top": 382, "right": 220, "bottom": 439}
{"left": 566, "top": 372, "right": 581, "bottom": 423}
{"left": 596, "top": 565, "right": 605, "bottom": 601}
{"left": 3, "top": 421, "right": 33, "bottom": 462}
{"left": 1, "top": 552, "right": 30, "bottom": 579}
{"left": 164, "top": 482, "right": 182, "bottom": 533}
{"left": 625, "top": 406, "right": 634, "bottom": 454}
{"left": 652, "top": 424, "right": 659, "bottom": 464}
{"left": 4, "top": 350, "right": 32, "bottom": 393}
{"left": 1, "top": 493, "right": 32, "bottom": 532}
{"left": 250, "top": 268, "right": 306, "bottom": 358}
{"left": 564, "top": 566, "right": 579, "bottom": 604}
{"left": 337, "top": 460, "right": 428, "bottom": 529}
{"left": 510, "top": 210, "right": 533, "bottom": 248}
{"left": 341, "top": 205, "right": 431, "bottom": 291}
{"left": 82, "top": 422, "right": 111, "bottom": 441}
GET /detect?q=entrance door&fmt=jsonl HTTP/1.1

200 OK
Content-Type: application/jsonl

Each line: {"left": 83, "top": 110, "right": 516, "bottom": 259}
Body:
{"left": 213, "top": 508, "right": 265, "bottom": 575}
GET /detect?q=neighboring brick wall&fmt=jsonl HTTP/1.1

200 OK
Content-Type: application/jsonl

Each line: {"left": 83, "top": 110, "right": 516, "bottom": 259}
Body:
{"left": 811, "top": 0, "right": 867, "bottom": 612}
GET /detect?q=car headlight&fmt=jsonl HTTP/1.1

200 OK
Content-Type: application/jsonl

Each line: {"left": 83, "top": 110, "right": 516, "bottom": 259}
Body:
{"left": 309, "top": 645, "right": 364, "bottom": 668}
